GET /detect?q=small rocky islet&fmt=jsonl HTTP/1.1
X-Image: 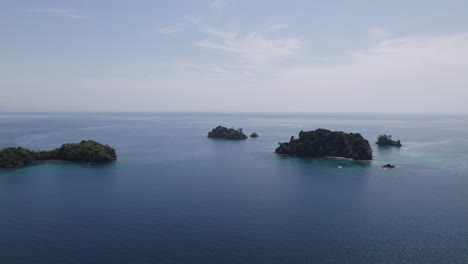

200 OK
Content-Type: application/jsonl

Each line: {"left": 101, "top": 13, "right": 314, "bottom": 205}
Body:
{"left": 207, "top": 126, "right": 248, "bottom": 140}
{"left": 376, "top": 134, "right": 402, "bottom": 147}
{"left": 382, "top": 164, "right": 397, "bottom": 168}
{"left": 207, "top": 126, "right": 260, "bottom": 140}
{"left": 0, "top": 140, "right": 117, "bottom": 168}
{"left": 250, "top": 132, "right": 259, "bottom": 138}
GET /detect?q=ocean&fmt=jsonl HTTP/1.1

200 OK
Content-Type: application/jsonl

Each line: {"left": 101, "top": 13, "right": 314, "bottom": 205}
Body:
{"left": 1, "top": 113, "right": 467, "bottom": 263}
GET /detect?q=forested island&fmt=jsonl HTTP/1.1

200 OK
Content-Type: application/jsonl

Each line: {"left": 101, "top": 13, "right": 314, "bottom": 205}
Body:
{"left": 250, "top": 132, "right": 259, "bottom": 138}
{"left": 376, "top": 134, "right": 402, "bottom": 147}
{"left": 0, "top": 140, "right": 117, "bottom": 168}
{"left": 207, "top": 126, "right": 248, "bottom": 140}
{"left": 275, "top": 128, "right": 373, "bottom": 160}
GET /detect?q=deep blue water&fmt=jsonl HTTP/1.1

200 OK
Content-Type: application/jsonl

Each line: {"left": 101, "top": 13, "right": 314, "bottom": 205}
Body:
{"left": 1, "top": 113, "right": 468, "bottom": 264}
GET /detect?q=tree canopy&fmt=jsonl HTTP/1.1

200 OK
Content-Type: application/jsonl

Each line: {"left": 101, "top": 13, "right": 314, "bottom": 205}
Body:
{"left": 207, "top": 126, "right": 248, "bottom": 140}
{"left": 250, "top": 132, "right": 259, "bottom": 138}
{"left": 275, "top": 128, "right": 373, "bottom": 160}
{"left": 376, "top": 134, "right": 402, "bottom": 147}
{"left": 0, "top": 140, "right": 117, "bottom": 168}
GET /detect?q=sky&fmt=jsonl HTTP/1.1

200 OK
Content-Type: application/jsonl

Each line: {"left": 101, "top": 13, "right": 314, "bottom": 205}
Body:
{"left": 1, "top": 0, "right": 468, "bottom": 113}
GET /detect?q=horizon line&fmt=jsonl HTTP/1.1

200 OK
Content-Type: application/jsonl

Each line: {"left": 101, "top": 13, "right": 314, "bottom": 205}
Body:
{"left": 0, "top": 111, "right": 467, "bottom": 116}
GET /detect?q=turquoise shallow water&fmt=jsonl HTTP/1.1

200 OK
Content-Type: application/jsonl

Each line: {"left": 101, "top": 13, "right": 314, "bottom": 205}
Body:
{"left": 1, "top": 113, "right": 468, "bottom": 263}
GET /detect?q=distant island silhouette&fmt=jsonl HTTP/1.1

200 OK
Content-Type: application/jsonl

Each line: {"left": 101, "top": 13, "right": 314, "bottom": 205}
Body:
{"left": 376, "top": 134, "right": 402, "bottom": 147}
{"left": 275, "top": 128, "right": 373, "bottom": 160}
{"left": 0, "top": 140, "right": 117, "bottom": 168}
{"left": 208, "top": 126, "right": 248, "bottom": 140}
{"left": 250, "top": 132, "right": 259, "bottom": 138}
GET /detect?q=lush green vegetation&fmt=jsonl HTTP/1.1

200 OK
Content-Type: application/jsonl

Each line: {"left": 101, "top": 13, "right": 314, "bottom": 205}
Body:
{"left": 57, "top": 140, "right": 117, "bottom": 163}
{"left": 0, "top": 140, "right": 117, "bottom": 168}
{"left": 207, "top": 126, "right": 248, "bottom": 140}
{"left": 275, "top": 128, "right": 373, "bottom": 160}
{"left": 0, "top": 147, "right": 36, "bottom": 168}
{"left": 250, "top": 132, "right": 259, "bottom": 138}
{"left": 376, "top": 134, "right": 402, "bottom": 147}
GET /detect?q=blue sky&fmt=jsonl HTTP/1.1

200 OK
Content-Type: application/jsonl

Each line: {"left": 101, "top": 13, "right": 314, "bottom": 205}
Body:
{"left": 1, "top": 0, "right": 468, "bottom": 113}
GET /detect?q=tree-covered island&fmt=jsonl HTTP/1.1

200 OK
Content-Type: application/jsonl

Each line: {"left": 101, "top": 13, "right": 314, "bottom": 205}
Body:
{"left": 0, "top": 140, "right": 117, "bottom": 168}
{"left": 207, "top": 126, "right": 248, "bottom": 140}
{"left": 376, "top": 134, "right": 402, "bottom": 147}
{"left": 250, "top": 132, "right": 259, "bottom": 138}
{"left": 275, "top": 128, "right": 373, "bottom": 160}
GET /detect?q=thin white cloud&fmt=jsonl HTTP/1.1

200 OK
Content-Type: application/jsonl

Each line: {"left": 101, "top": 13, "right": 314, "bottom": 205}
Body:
{"left": 146, "top": 34, "right": 468, "bottom": 113}
{"left": 270, "top": 34, "right": 468, "bottom": 113}
{"left": 369, "top": 26, "right": 394, "bottom": 38}
{"left": 199, "top": 26, "right": 239, "bottom": 39}
{"left": 172, "top": 60, "right": 205, "bottom": 70}
{"left": 172, "top": 60, "right": 238, "bottom": 76}
{"left": 183, "top": 15, "right": 203, "bottom": 26}
{"left": 7, "top": 34, "right": 467, "bottom": 113}
{"left": 209, "top": 0, "right": 228, "bottom": 10}
{"left": 194, "top": 27, "right": 303, "bottom": 63}
{"left": 157, "top": 25, "right": 184, "bottom": 35}
{"left": 269, "top": 24, "right": 289, "bottom": 31}
{"left": 182, "top": 9, "right": 302, "bottom": 66}
{"left": 25, "top": 8, "right": 84, "bottom": 19}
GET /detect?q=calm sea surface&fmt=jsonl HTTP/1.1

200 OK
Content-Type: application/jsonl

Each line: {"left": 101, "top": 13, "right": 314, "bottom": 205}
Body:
{"left": 1, "top": 113, "right": 468, "bottom": 264}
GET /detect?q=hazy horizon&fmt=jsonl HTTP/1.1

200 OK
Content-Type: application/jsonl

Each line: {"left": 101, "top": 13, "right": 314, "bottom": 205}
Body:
{"left": 1, "top": 110, "right": 468, "bottom": 116}
{"left": 1, "top": 0, "right": 468, "bottom": 113}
